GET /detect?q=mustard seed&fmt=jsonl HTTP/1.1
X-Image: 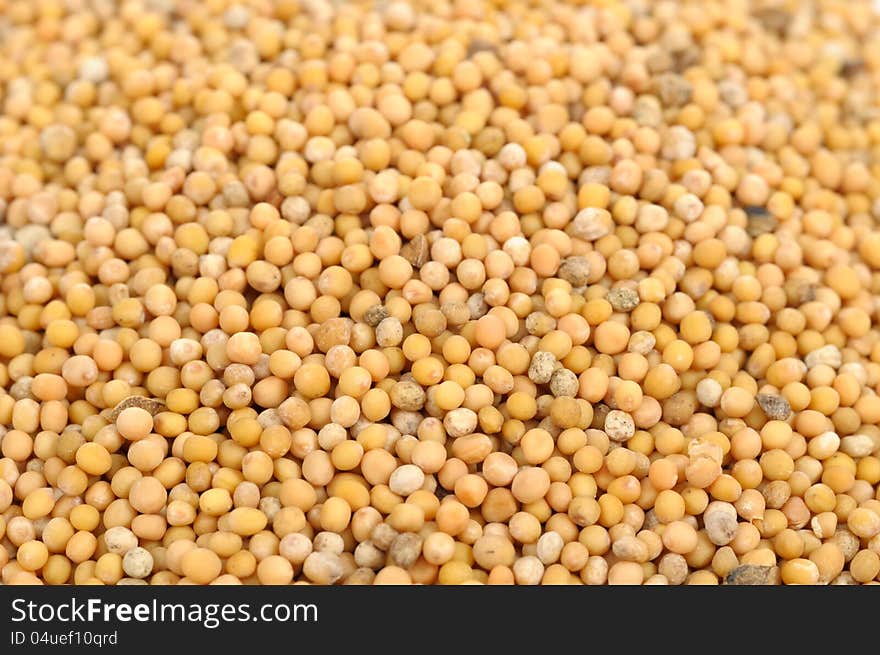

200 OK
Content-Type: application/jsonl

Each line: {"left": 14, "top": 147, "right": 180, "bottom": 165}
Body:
{"left": 0, "top": 0, "right": 878, "bottom": 588}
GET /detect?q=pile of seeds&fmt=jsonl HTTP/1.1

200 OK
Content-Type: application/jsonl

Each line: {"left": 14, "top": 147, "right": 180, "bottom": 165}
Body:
{"left": 1, "top": 0, "right": 880, "bottom": 586}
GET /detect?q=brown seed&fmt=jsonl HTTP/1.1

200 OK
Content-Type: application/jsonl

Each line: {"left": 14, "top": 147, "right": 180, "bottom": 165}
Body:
{"left": 725, "top": 565, "right": 778, "bottom": 586}
{"left": 103, "top": 396, "right": 166, "bottom": 422}
{"left": 756, "top": 394, "right": 791, "bottom": 421}
{"left": 400, "top": 234, "right": 429, "bottom": 268}
{"left": 607, "top": 288, "right": 640, "bottom": 313}
{"left": 557, "top": 257, "right": 591, "bottom": 286}
{"left": 363, "top": 305, "right": 389, "bottom": 327}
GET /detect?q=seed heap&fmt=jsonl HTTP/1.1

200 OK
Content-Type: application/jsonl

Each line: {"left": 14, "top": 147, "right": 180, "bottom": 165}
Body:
{"left": 1, "top": 0, "right": 880, "bottom": 586}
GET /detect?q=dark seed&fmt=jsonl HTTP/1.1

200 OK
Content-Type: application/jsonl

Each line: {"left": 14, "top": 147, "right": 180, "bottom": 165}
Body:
{"left": 400, "top": 234, "right": 429, "bottom": 268}
{"left": 557, "top": 256, "right": 591, "bottom": 286}
{"left": 607, "top": 287, "right": 640, "bottom": 312}
{"left": 103, "top": 396, "right": 166, "bottom": 422}
{"left": 746, "top": 212, "right": 778, "bottom": 238}
{"left": 840, "top": 59, "right": 865, "bottom": 78}
{"left": 466, "top": 38, "right": 498, "bottom": 58}
{"left": 743, "top": 205, "right": 770, "bottom": 217}
{"left": 363, "top": 304, "right": 390, "bottom": 327}
{"left": 756, "top": 394, "right": 792, "bottom": 421}
{"left": 726, "top": 565, "right": 777, "bottom": 585}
